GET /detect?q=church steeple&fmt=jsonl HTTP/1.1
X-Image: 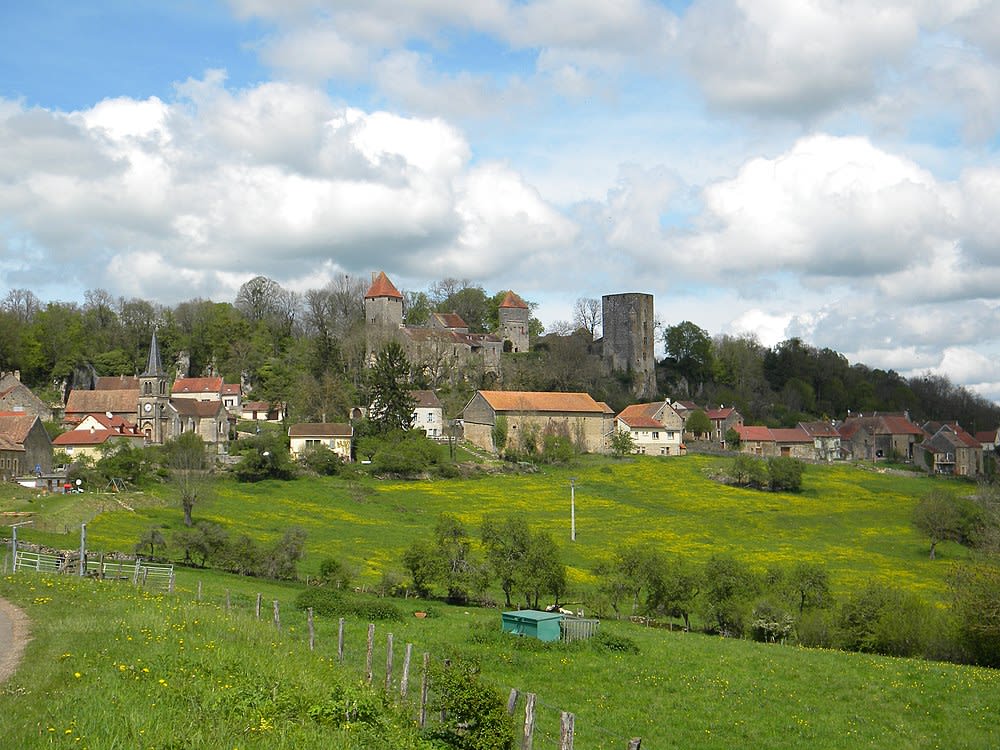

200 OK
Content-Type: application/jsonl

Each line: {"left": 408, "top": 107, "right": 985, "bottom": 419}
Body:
{"left": 143, "top": 330, "right": 163, "bottom": 376}
{"left": 138, "top": 330, "right": 170, "bottom": 443}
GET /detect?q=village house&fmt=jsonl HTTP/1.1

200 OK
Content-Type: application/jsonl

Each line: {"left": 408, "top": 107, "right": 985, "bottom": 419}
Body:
{"left": 915, "top": 422, "right": 984, "bottom": 477}
{"left": 734, "top": 425, "right": 815, "bottom": 459}
{"left": 837, "top": 413, "right": 924, "bottom": 462}
{"left": 799, "top": 421, "right": 842, "bottom": 462}
{"left": 614, "top": 400, "right": 686, "bottom": 456}
{"left": 462, "top": 390, "right": 613, "bottom": 454}
{"left": 288, "top": 423, "right": 353, "bottom": 462}
{"left": 975, "top": 428, "right": 999, "bottom": 454}
{"left": 705, "top": 406, "right": 744, "bottom": 446}
{"left": 411, "top": 390, "right": 444, "bottom": 438}
{"left": 240, "top": 401, "right": 285, "bottom": 423}
{"left": 52, "top": 414, "right": 146, "bottom": 461}
{"left": 0, "top": 371, "right": 53, "bottom": 421}
{"left": 0, "top": 412, "right": 52, "bottom": 480}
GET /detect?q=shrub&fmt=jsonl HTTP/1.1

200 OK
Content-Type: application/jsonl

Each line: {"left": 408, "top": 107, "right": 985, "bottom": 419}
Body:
{"left": 294, "top": 589, "right": 403, "bottom": 621}
{"left": 837, "top": 583, "right": 931, "bottom": 658}
{"left": 300, "top": 446, "right": 343, "bottom": 476}
{"left": 767, "top": 456, "right": 804, "bottom": 491}
{"left": 317, "top": 557, "right": 354, "bottom": 590}
{"left": 424, "top": 658, "right": 515, "bottom": 750}
{"left": 592, "top": 630, "right": 640, "bottom": 654}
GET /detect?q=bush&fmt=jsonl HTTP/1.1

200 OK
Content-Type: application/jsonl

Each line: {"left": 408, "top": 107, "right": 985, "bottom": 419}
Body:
{"left": 294, "top": 588, "right": 403, "bottom": 622}
{"left": 300, "top": 446, "right": 343, "bottom": 476}
{"left": 370, "top": 430, "right": 440, "bottom": 476}
{"left": 317, "top": 557, "right": 354, "bottom": 590}
{"left": 592, "top": 630, "right": 640, "bottom": 654}
{"left": 424, "top": 658, "right": 515, "bottom": 750}
{"left": 836, "top": 583, "right": 931, "bottom": 657}
{"left": 767, "top": 456, "right": 804, "bottom": 491}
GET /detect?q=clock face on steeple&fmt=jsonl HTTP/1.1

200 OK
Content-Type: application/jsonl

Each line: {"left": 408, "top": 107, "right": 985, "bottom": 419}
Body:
{"left": 144, "top": 402, "right": 152, "bottom": 413}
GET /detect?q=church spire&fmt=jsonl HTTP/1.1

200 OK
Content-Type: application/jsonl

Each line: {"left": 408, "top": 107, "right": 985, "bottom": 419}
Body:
{"left": 143, "top": 330, "right": 163, "bottom": 376}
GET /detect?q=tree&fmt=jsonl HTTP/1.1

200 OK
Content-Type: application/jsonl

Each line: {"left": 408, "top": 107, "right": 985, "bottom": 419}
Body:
{"left": 646, "top": 555, "right": 700, "bottom": 630}
{"left": 233, "top": 431, "right": 296, "bottom": 482}
{"left": 263, "top": 527, "right": 307, "bottom": 580}
{"left": 685, "top": 410, "right": 712, "bottom": 440}
{"left": 491, "top": 415, "right": 508, "bottom": 454}
{"left": 368, "top": 341, "right": 416, "bottom": 434}
{"left": 950, "top": 562, "right": 1000, "bottom": 667}
{"left": 519, "top": 530, "right": 566, "bottom": 609}
{"left": 481, "top": 514, "right": 531, "bottom": 608}
{"left": 913, "top": 490, "right": 967, "bottom": 559}
{"left": 610, "top": 428, "right": 636, "bottom": 457}
{"left": 787, "top": 561, "right": 832, "bottom": 615}
{"left": 700, "top": 554, "right": 759, "bottom": 636}
{"left": 595, "top": 545, "right": 659, "bottom": 618}
{"left": 163, "top": 432, "right": 210, "bottom": 527}
{"left": 572, "top": 297, "right": 602, "bottom": 339}
{"left": 664, "top": 321, "right": 714, "bottom": 392}
{"left": 135, "top": 525, "right": 166, "bottom": 559}
{"left": 767, "top": 456, "right": 804, "bottom": 492}
{"left": 728, "top": 454, "right": 768, "bottom": 488}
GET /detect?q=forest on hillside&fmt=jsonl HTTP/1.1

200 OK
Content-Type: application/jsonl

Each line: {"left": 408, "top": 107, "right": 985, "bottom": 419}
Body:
{"left": 1, "top": 277, "right": 998, "bottom": 431}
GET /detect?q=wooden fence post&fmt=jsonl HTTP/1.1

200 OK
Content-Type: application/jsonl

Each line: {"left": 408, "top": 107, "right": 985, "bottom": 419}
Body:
{"left": 255, "top": 592, "right": 262, "bottom": 619}
{"left": 419, "top": 652, "right": 430, "bottom": 728}
{"left": 225, "top": 589, "right": 231, "bottom": 612}
{"left": 196, "top": 580, "right": 202, "bottom": 601}
{"left": 507, "top": 688, "right": 519, "bottom": 715}
{"left": 522, "top": 693, "right": 536, "bottom": 750}
{"left": 627, "top": 739, "right": 642, "bottom": 749}
{"left": 559, "top": 712, "right": 574, "bottom": 750}
{"left": 385, "top": 633, "right": 394, "bottom": 692}
{"left": 273, "top": 600, "right": 280, "bottom": 631}
{"left": 400, "top": 643, "right": 413, "bottom": 698}
{"left": 307, "top": 607, "right": 315, "bottom": 651}
{"left": 168, "top": 571, "right": 175, "bottom": 594}
{"left": 338, "top": 618, "right": 345, "bottom": 662}
{"left": 365, "top": 623, "right": 375, "bottom": 684}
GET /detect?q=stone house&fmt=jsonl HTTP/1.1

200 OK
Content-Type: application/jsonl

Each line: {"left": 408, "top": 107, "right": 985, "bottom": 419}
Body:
{"left": 174, "top": 399, "right": 232, "bottom": 447}
{"left": 734, "top": 425, "right": 814, "bottom": 459}
{"left": 614, "top": 400, "right": 685, "bottom": 456}
{"left": 837, "top": 414, "right": 923, "bottom": 462}
{"left": 799, "top": 421, "right": 842, "bottom": 462}
{"left": 0, "top": 412, "right": 52, "bottom": 480}
{"left": 288, "top": 423, "right": 353, "bottom": 462}
{"left": 411, "top": 390, "right": 444, "bottom": 438}
{"left": 462, "top": 390, "right": 613, "bottom": 454}
{"left": 915, "top": 422, "right": 984, "bottom": 477}
{"left": 705, "top": 406, "right": 744, "bottom": 446}
{"left": 171, "top": 376, "right": 224, "bottom": 400}
{"left": 0, "top": 371, "right": 53, "bottom": 421}
{"left": 593, "top": 293, "right": 656, "bottom": 399}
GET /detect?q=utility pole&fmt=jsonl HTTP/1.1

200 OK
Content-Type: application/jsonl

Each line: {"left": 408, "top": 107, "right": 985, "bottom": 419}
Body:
{"left": 570, "top": 477, "right": 576, "bottom": 542}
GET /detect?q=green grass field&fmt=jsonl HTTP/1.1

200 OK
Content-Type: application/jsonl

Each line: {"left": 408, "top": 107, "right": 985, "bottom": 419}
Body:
{"left": 5, "top": 454, "right": 970, "bottom": 603}
{"left": 2, "top": 453, "right": 994, "bottom": 748}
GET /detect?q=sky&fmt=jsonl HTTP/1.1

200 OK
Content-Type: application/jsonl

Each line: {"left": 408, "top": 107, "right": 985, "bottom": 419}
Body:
{"left": 4, "top": 1, "right": 1000, "bottom": 400}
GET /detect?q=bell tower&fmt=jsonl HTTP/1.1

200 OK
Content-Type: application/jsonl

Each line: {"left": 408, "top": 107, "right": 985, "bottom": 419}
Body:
{"left": 138, "top": 330, "right": 169, "bottom": 443}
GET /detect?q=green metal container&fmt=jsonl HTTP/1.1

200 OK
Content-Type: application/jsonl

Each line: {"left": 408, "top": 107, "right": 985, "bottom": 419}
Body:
{"left": 501, "top": 609, "right": 563, "bottom": 642}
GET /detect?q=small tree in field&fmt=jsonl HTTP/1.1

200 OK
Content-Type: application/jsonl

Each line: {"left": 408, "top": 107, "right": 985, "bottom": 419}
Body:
{"left": 164, "top": 432, "right": 210, "bottom": 526}
{"left": 610, "top": 428, "right": 636, "bottom": 457}
{"left": 913, "top": 490, "right": 966, "bottom": 559}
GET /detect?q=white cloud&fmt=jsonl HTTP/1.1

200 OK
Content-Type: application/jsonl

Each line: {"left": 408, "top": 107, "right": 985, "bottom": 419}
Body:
{"left": 678, "top": 0, "right": 919, "bottom": 116}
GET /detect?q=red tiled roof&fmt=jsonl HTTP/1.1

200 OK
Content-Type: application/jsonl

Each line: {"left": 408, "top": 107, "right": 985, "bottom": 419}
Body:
{"left": 222, "top": 383, "right": 241, "bottom": 395}
{"left": 800, "top": 421, "right": 840, "bottom": 438}
{"left": 364, "top": 271, "right": 402, "bottom": 300}
{"left": 243, "top": 401, "right": 272, "bottom": 411}
{"left": 0, "top": 414, "right": 37, "bottom": 445}
{"left": 499, "top": 291, "right": 528, "bottom": 309}
{"left": 53, "top": 429, "right": 118, "bottom": 446}
{"left": 173, "top": 399, "right": 227, "bottom": 418}
{"left": 705, "top": 407, "right": 738, "bottom": 420}
{"left": 596, "top": 401, "right": 615, "bottom": 415}
{"left": 617, "top": 403, "right": 664, "bottom": 428}
{"left": 95, "top": 376, "right": 140, "bottom": 391}
{"left": 65, "top": 389, "right": 138, "bottom": 414}
{"left": 172, "top": 377, "right": 224, "bottom": 394}
{"left": 975, "top": 430, "right": 997, "bottom": 444}
{"left": 478, "top": 390, "right": 605, "bottom": 414}
{"left": 432, "top": 312, "right": 468, "bottom": 329}
{"left": 288, "top": 423, "right": 353, "bottom": 438}
{"left": 735, "top": 425, "right": 773, "bottom": 442}
{"left": 770, "top": 427, "right": 812, "bottom": 443}
{"left": 877, "top": 415, "right": 923, "bottom": 436}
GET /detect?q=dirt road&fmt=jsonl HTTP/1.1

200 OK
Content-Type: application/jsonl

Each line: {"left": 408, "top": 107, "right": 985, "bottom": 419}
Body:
{"left": 0, "top": 597, "right": 30, "bottom": 684}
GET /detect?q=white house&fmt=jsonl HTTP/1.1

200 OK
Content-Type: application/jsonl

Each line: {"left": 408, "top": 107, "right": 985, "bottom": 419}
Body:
{"left": 411, "top": 390, "right": 444, "bottom": 437}
{"left": 288, "top": 423, "right": 353, "bottom": 461}
{"left": 614, "top": 400, "right": 686, "bottom": 456}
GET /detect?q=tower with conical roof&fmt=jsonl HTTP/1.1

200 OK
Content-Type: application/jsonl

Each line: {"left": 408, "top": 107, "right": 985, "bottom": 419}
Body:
{"left": 138, "top": 330, "right": 170, "bottom": 443}
{"left": 498, "top": 290, "right": 530, "bottom": 353}
{"left": 364, "top": 271, "right": 404, "bottom": 329}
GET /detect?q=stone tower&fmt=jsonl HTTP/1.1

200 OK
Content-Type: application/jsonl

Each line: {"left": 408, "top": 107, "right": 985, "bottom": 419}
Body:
{"left": 497, "top": 290, "right": 530, "bottom": 353}
{"left": 364, "top": 271, "right": 403, "bottom": 329}
{"left": 138, "top": 330, "right": 170, "bottom": 443}
{"left": 601, "top": 293, "right": 656, "bottom": 399}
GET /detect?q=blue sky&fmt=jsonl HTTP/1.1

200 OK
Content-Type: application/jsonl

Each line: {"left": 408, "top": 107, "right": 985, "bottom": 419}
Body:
{"left": 5, "top": 1, "right": 1000, "bottom": 400}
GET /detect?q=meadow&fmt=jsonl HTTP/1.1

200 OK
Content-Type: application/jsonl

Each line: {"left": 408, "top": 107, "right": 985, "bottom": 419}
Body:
{"left": 2, "top": 454, "right": 994, "bottom": 748}
{"left": 5, "top": 454, "right": 971, "bottom": 603}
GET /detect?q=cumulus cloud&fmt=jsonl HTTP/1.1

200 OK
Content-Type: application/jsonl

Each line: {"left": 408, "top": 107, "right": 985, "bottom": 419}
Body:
{"left": 0, "top": 75, "right": 576, "bottom": 302}
{"left": 678, "top": 0, "right": 919, "bottom": 116}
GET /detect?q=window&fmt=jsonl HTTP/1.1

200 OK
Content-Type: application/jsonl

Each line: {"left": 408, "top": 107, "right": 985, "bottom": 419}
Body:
{"left": 652, "top": 431, "right": 659, "bottom": 440}
{"left": 426, "top": 412, "right": 434, "bottom": 422}
{"left": 305, "top": 439, "right": 321, "bottom": 448}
